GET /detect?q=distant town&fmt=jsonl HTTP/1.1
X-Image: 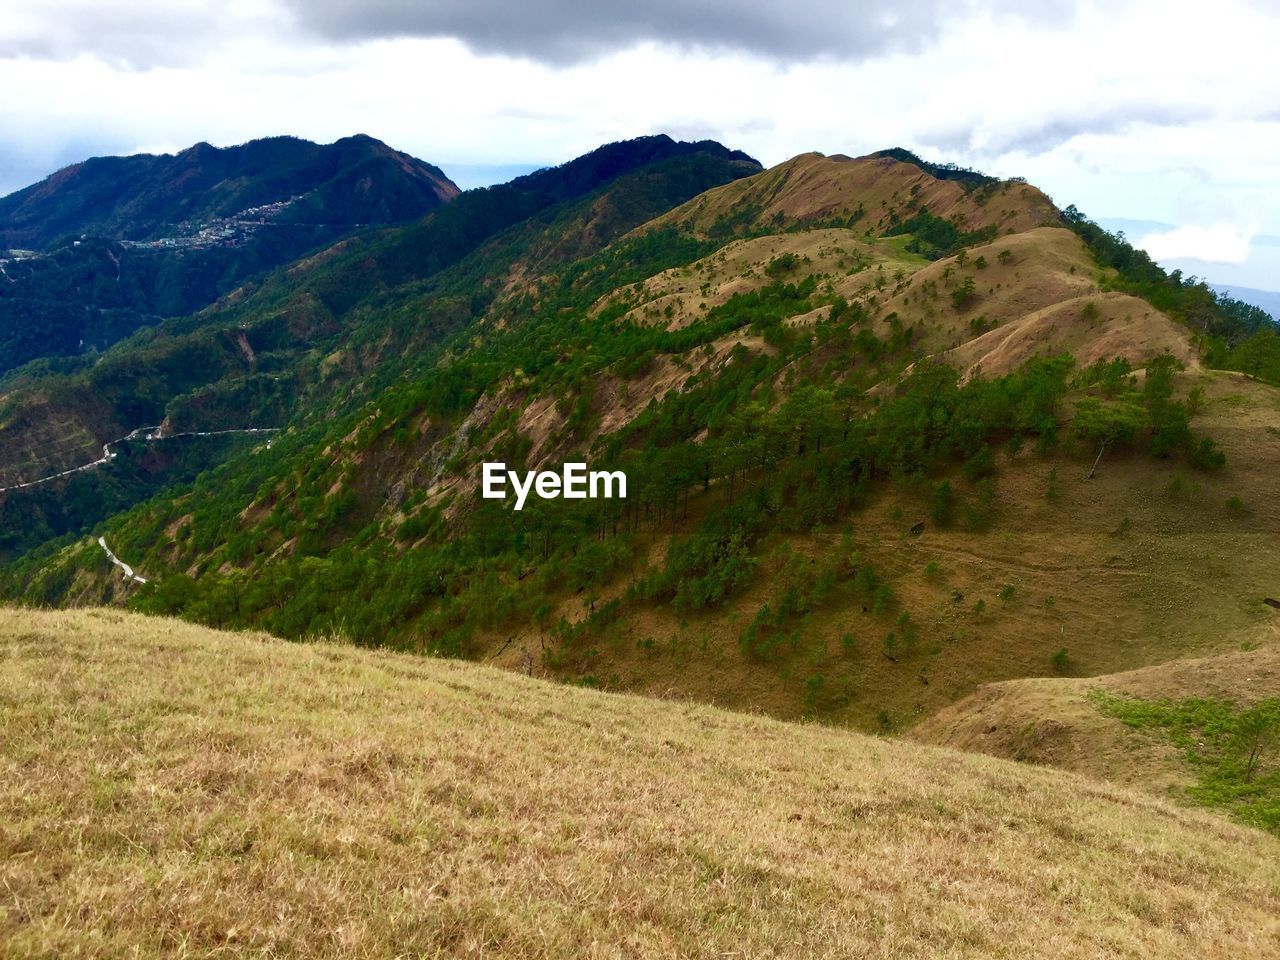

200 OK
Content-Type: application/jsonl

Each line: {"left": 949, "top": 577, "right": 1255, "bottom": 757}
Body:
{"left": 117, "top": 196, "right": 304, "bottom": 251}
{"left": 0, "top": 195, "right": 308, "bottom": 264}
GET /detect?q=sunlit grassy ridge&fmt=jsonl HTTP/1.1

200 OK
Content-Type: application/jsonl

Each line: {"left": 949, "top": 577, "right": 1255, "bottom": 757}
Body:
{"left": 2, "top": 607, "right": 1278, "bottom": 958}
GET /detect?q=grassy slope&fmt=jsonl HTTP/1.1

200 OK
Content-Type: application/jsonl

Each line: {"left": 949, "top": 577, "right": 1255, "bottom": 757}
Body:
{"left": 645, "top": 152, "right": 1058, "bottom": 237}
{"left": 911, "top": 623, "right": 1280, "bottom": 793}
{"left": 2, "top": 607, "right": 1279, "bottom": 958}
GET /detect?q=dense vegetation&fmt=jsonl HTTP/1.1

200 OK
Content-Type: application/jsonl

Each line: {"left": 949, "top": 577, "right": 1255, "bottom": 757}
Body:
{"left": 0, "top": 135, "right": 462, "bottom": 374}
{"left": 0, "top": 230, "right": 341, "bottom": 374}
{"left": 0, "top": 134, "right": 456, "bottom": 248}
{"left": 885, "top": 208, "right": 998, "bottom": 260}
{"left": 0, "top": 432, "right": 267, "bottom": 560}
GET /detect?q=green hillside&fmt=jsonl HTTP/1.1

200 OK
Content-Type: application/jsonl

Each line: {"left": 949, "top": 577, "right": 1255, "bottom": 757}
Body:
{"left": 0, "top": 135, "right": 461, "bottom": 375}
{"left": 2, "top": 141, "right": 1277, "bottom": 740}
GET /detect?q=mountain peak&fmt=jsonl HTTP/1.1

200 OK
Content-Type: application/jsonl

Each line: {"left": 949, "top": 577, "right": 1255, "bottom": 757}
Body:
{"left": 0, "top": 135, "right": 459, "bottom": 248}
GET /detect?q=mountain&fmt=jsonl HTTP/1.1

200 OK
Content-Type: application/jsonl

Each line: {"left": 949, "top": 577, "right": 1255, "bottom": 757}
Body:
{"left": 1, "top": 138, "right": 1277, "bottom": 794}
{"left": 0, "top": 135, "right": 460, "bottom": 375}
{"left": 5, "top": 137, "right": 1279, "bottom": 954}
{"left": 0, "top": 134, "right": 458, "bottom": 248}
{"left": 0, "top": 135, "right": 762, "bottom": 513}
{"left": 4, "top": 607, "right": 1277, "bottom": 958}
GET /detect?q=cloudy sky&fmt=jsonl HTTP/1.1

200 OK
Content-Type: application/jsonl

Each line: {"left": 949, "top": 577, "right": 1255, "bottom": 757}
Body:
{"left": 2, "top": 0, "right": 1279, "bottom": 290}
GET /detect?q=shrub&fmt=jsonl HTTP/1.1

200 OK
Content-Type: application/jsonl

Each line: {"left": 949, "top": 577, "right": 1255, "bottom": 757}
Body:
{"left": 951, "top": 276, "right": 977, "bottom": 310}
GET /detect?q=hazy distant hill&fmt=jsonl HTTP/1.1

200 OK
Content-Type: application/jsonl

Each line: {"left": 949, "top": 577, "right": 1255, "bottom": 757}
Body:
{"left": 1210, "top": 282, "right": 1280, "bottom": 318}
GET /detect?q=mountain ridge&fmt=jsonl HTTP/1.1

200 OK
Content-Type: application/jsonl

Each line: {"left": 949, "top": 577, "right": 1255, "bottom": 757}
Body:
{"left": 2, "top": 137, "right": 1277, "bottom": 766}
{"left": 0, "top": 133, "right": 459, "bottom": 248}
{"left": 0, "top": 134, "right": 463, "bottom": 377}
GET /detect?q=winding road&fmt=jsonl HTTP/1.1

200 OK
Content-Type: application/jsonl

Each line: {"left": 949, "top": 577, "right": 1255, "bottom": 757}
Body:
{"left": 0, "top": 426, "right": 279, "bottom": 494}
{"left": 98, "top": 536, "right": 147, "bottom": 584}
{"left": 2, "top": 424, "right": 280, "bottom": 586}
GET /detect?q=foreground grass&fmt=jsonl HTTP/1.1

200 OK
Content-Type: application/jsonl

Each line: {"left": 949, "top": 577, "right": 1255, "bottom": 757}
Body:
{"left": 2, "top": 608, "right": 1279, "bottom": 958}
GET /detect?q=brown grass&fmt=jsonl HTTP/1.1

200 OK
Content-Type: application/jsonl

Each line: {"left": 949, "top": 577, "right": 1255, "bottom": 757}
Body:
{"left": 646, "top": 153, "right": 1058, "bottom": 238}
{"left": 2, "top": 607, "right": 1279, "bottom": 958}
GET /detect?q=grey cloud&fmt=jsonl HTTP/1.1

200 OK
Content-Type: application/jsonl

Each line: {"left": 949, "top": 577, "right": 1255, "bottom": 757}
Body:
{"left": 280, "top": 0, "right": 1076, "bottom": 65}
{"left": 0, "top": 0, "right": 1079, "bottom": 69}
{"left": 0, "top": 4, "right": 227, "bottom": 69}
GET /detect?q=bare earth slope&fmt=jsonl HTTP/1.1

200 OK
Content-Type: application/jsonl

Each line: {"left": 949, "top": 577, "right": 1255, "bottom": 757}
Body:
{"left": 2, "top": 607, "right": 1278, "bottom": 958}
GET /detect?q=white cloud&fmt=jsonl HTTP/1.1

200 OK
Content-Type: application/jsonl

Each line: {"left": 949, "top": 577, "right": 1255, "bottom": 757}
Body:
{"left": 1, "top": 0, "right": 1279, "bottom": 288}
{"left": 1136, "top": 224, "right": 1257, "bottom": 265}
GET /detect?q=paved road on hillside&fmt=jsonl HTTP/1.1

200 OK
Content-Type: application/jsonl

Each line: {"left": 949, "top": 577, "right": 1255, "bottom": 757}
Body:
{"left": 0, "top": 426, "right": 279, "bottom": 494}
{"left": 97, "top": 536, "right": 147, "bottom": 584}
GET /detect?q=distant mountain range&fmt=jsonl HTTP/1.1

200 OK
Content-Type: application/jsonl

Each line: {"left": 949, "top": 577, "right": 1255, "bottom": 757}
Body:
{"left": 0, "top": 135, "right": 459, "bottom": 376}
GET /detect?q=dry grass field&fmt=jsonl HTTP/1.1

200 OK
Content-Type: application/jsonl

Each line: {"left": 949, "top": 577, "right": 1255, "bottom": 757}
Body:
{"left": 3, "top": 607, "right": 1279, "bottom": 958}
{"left": 645, "top": 152, "right": 1058, "bottom": 237}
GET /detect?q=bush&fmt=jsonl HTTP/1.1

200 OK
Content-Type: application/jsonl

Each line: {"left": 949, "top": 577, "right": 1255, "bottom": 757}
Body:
{"left": 1189, "top": 437, "right": 1227, "bottom": 470}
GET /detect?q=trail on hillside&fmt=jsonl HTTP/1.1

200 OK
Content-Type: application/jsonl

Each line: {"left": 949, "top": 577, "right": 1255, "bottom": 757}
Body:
{"left": 0, "top": 426, "right": 279, "bottom": 495}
